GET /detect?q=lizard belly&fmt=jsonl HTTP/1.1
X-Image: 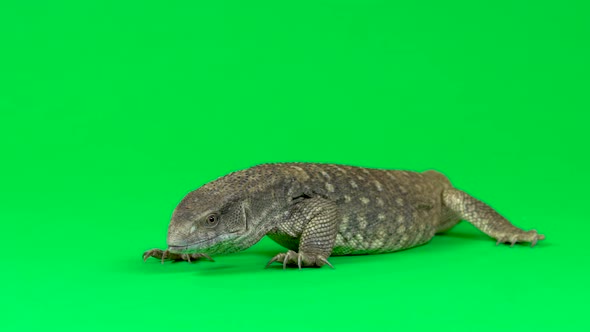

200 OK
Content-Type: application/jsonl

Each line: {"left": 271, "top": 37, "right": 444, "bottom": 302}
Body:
{"left": 267, "top": 200, "right": 441, "bottom": 255}
{"left": 266, "top": 233, "right": 300, "bottom": 252}
{"left": 331, "top": 206, "right": 439, "bottom": 256}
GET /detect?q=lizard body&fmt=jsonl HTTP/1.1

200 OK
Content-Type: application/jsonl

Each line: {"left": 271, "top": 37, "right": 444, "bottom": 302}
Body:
{"left": 144, "top": 163, "right": 544, "bottom": 268}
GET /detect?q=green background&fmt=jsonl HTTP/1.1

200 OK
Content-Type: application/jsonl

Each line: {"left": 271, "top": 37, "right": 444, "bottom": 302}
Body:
{"left": 1, "top": 1, "right": 588, "bottom": 331}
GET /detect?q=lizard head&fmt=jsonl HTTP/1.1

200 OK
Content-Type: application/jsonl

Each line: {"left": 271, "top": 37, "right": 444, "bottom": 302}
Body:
{"left": 163, "top": 165, "right": 284, "bottom": 256}
{"left": 165, "top": 184, "right": 252, "bottom": 256}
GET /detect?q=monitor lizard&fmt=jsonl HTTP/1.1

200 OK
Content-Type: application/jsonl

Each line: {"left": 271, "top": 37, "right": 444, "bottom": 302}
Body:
{"left": 143, "top": 163, "right": 544, "bottom": 269}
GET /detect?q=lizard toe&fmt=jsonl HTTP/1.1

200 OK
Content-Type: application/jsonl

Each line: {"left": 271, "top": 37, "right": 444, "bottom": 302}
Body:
{"left": 142, "top": 248, "right": 164, "bottom": 262}
{"left": 197, "top": 253, "right": 215, "bottom": 262}
{"left": 265, "top": 252, "right": 287, "bottom": 268}
{"left": 494, "top": 229, "right": 545, "bottom": 248}
{"left": 266, "top": 250, "right": 334, "bottom": 269}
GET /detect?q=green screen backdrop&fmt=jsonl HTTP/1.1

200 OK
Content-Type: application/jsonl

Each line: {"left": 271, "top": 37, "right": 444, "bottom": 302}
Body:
{"left": 1, "top": 1, "right": 588, "bottom": 331}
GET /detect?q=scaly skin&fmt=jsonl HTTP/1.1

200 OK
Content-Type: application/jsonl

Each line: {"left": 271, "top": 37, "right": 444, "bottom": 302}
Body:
{"left": 143, "top": 163, "right": 545, "bottom": 269}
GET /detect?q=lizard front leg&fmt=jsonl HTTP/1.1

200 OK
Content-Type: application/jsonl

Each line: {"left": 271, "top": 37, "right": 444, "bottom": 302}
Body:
{"left": 266, "top": 197, "right": 340, "bottom": 269}
{"left": 143, "top": 248, "right": 214, "bottom": 264}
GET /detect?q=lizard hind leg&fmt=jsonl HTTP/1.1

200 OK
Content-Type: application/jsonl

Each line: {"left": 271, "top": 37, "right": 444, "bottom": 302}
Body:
{"left": 442, "top": 188, "right": 545, "bottom": 247}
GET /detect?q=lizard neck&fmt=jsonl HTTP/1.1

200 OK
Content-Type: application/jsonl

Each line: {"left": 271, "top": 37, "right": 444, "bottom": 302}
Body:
{"left": 231, "top": 175, "right": 300, "bottom": 252}
{"left": 203, "top": 167, "right": 305, "bottom": 255}
{"left": 233, "top": 197, "right": 289, "bottom": 251}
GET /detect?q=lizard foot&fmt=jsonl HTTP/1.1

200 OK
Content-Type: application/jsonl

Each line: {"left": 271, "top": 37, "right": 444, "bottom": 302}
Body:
{"left": 142, "top": 248, "right": 214, "bottom": 263}
{"left": 494, "top": 229, "right": 545, "bottom": 248}
{"left": 265, "top": 250, "right": 334, "bottom": 270}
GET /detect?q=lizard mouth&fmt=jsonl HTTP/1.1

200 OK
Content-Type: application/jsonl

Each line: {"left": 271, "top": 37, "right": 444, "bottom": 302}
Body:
{"left": 168, "top": 236, "right": 212, "bottom": 251}
{"left": 167, "top": 232, "right": 241, "bottom": 253}
{"left": 167, "top": 244, "right": 191, "bottom": 251}
{"left": 167, "top": 238, "right": 212, "bottom": 252}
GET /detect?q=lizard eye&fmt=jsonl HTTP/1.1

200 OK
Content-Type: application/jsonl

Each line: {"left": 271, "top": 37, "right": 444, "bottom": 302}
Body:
{"left": 206, "top": 214, "right": 218, "bottom": 226}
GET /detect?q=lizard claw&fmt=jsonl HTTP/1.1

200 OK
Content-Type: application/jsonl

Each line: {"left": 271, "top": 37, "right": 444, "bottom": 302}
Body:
{"left": 265, "top": 256, "right": 280, "bottom": 269}
{"left": 530, "top": 231, "right": 545, "bottom": 248}
{"left": 161, "top": 249, "right": 169, "bottom": 264}
{"left": 318, "top": 256, "right": 335, "bottom": 269}
{"left": 282, "top": 251, "right": 293, "bottom": 270}
{"left": 199, "top": 253, "right": 214, "bottom": 262}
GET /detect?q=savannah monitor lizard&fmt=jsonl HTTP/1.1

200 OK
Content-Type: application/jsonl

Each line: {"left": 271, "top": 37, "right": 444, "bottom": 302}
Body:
{"left": 143, "top": 163, "right": 544, "bottom": 269}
